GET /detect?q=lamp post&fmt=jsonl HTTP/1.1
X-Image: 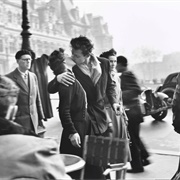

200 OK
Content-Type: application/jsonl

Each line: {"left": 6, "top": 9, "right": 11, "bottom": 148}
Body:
{"left": 21, "top": 0, "right": 32, "bottom": 50}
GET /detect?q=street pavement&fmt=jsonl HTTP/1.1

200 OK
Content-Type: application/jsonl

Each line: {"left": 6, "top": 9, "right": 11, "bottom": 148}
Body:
{"left": 44, "top": 99, "right": 180, "bottom": 180}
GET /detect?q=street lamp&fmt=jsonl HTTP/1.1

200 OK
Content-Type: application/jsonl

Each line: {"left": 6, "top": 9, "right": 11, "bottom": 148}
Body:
{"left": 21, "top": 0, "right": 32, "bottom": 50}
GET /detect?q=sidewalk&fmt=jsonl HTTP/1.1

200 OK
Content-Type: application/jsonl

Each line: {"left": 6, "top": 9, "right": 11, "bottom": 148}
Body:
{"left": 44, "top": 105, "right": 180, "bottom": 180}
{"left": 125, "top": 153, "right": 179, "bottom": 180}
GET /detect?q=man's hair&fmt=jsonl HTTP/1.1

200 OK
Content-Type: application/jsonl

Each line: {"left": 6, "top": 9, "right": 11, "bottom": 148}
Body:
{"left": 117, "top": 56, "right": 128, "bottom": 67}
{"left": 15, "top": 49, "right": 32, "bottom": 60}
{"left": 70, "top": 35, "right": 94, "bottom": 56}
{"left": 0, "top": 76, "right": 19, "bottom": 117}
{"left": 99, "top": 48, "right": 117, "bottom": 59}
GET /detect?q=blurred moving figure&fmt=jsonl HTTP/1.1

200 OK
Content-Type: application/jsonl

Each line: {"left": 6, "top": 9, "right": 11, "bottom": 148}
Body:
{"left": 171, "top": 73, "right": 180, "bottom": 180}
{"left": 6, "top": 49, "right": 45, "bottom": 134}
{"left": 116, "top": 55, "right": 150, "bottom": 173}
{"left": 100, "top": 49, "right": 129, "bottom": 138}
{"left": 0, "top": 75, "right": 71, "bottom": 180}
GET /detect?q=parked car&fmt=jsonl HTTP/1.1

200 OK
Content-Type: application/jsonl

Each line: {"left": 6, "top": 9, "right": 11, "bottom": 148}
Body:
{"left": 139, "top": 87, "right": 170, "bottom": 121}
{"left": 157, "top": 72, "right": 179, "bottom": 100}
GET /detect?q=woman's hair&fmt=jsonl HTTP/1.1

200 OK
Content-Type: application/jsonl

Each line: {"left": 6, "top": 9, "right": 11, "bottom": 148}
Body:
{"left": 48, "top": 48, "right": 66, "bottom": 75}
{"left": 70, "top": 35, "right": 94, "bottom": 56}
{"left": 99, "top": 48, "right": 117, "bottom": 59}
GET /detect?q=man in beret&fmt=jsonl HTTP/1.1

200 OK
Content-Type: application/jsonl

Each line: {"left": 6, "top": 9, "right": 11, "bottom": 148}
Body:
{"left": 6, "top": 49, "right": 45, "bottom": 135}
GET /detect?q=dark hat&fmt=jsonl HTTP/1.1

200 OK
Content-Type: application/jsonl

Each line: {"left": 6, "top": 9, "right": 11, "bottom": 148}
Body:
{"left": 117, "top": 56, "right": 128, "bottom": 67}
{"left": 48, "top": 48, "right": 66, "bottom": 75}
{"left": 15, "top": 49, "right": 32, "bottom": 60}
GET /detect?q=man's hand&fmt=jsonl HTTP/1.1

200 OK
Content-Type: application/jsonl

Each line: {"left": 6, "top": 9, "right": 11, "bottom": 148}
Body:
{"left": 69, "top": 133, "right": 81, "bottom": 148}
{"left": 57, "top": 72, "right": 75, "bottom": 86}
{"left": 113, "top": 103, "right": 122, "bottom": 116}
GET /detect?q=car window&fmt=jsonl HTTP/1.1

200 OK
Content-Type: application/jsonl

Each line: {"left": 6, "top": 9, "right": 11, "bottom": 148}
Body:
{"left": 170, "top": 75, "right": 178, "bottom": 83}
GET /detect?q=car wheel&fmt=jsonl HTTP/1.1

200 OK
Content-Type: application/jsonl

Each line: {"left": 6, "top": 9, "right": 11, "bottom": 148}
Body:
{"left": 151, "top": 100, "right": 168, "bottom": 121}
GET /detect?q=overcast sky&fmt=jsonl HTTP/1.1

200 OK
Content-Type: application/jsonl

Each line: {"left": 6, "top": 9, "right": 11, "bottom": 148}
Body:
{"left": 74, "top": 0, "right": 180, "bottom": 61}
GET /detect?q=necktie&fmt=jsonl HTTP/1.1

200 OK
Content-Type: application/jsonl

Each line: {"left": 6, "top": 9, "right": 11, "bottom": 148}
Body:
{"left": 24, "top": 74, "right": 28, "bottom": 86}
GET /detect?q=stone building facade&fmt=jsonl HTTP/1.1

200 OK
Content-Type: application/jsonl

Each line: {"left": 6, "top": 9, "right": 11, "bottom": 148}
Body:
{"left": 0, "top": 0, "right": 113, "bottom": 74}
{"left": 131, "top": 51, "right": 180, "bottom": 84}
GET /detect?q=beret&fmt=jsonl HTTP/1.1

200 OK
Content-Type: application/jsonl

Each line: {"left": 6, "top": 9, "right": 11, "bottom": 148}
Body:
{"left": 15, "top": 49, "right": 32, "bottom": 59}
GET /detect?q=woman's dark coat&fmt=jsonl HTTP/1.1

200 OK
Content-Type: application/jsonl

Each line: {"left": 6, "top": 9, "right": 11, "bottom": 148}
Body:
{"left": 48, "top": 78, "right": 89, "bottom": 157}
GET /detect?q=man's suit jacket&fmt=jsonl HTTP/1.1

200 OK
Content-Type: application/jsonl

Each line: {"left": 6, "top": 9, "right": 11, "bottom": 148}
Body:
{"left": 6, "top": 68, "right": 45, "bottom": 133}
{"left": 73, "top": 56, "right": 118, "bottom": 135}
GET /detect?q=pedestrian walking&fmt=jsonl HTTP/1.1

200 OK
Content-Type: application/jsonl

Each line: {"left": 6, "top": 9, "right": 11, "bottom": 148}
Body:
{"left": 117, "top": 55, "right": 150, "bottom": 173}
{"left": 171, "top": 72, "right": 180, "bottom": 180}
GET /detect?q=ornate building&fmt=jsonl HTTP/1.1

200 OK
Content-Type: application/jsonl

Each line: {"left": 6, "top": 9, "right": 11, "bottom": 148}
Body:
{"left": 0, "top": 0, "right": 113, "bottom": 74}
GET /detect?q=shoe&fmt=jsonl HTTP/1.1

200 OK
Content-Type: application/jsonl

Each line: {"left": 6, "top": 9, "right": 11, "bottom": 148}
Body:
{"left": 127, "top": 168, "right": 144, "bottom": 173}
{"left": 142, "top": 159, "right": 151, "bottom": 166}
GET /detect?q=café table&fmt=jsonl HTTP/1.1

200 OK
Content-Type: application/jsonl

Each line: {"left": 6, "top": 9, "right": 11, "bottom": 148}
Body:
{"left": 61, "top": 154, "right": 85, "bottom": 173}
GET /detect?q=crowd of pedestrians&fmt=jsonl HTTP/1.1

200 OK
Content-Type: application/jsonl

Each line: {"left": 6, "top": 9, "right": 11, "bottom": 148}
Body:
{"left": 6, "top": 35, "right": 180, "bottom": 179}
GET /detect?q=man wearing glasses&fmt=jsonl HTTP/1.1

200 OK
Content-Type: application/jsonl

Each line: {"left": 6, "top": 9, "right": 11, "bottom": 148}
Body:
{"left": 6, "top": 49, "right": 45, "bottom": 135}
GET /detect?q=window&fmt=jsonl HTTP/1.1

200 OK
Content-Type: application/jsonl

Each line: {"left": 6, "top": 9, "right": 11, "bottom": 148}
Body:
{"left": 9, "top": 41, "right": 15, "bottom": 54}
{"left": 8, "top": 11, "right": 13, "bottom": 23}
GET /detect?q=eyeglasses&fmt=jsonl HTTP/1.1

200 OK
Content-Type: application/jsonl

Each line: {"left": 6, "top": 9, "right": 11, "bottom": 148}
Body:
{"left": 20, "top": 58, "right": 32, "bottom": 62}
